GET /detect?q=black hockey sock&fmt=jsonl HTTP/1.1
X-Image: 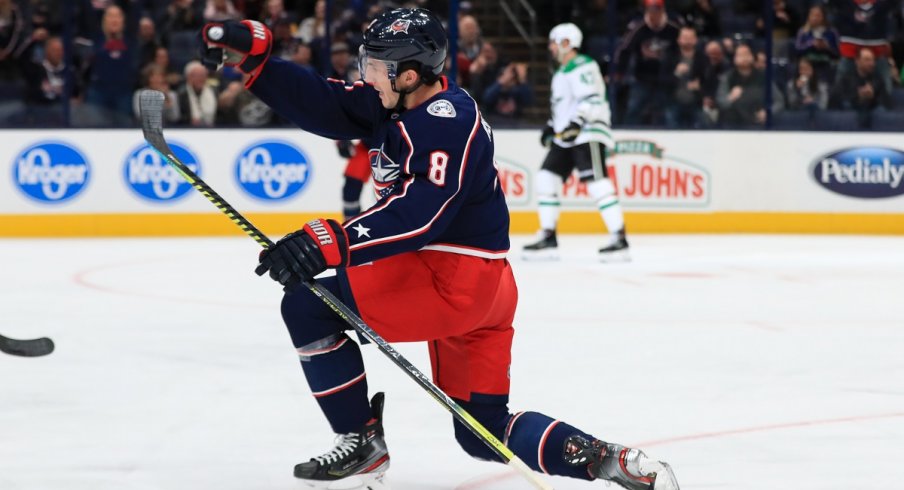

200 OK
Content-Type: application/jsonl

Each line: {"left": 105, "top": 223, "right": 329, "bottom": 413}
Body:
{"left": 300, "top": 335, "right": 371, "bottom": 434}
{"left": 505, "top": 412, "right": 596, "bottom": 480}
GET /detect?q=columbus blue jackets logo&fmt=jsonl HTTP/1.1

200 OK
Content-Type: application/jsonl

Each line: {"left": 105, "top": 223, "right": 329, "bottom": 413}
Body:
{"left": 12, "top": 141, "right": 90, "bottom": 203}
{"left": 390, "top": 19, "right": 411, "bottom": 34}
{"left": 124, "top": 142, "right": 200, "bottom": 202}
{"left": 369, "top": 144, "right": 400, "bottom": 198}
{"left": 235, "top": 140, "right": 312, "bottom": 201}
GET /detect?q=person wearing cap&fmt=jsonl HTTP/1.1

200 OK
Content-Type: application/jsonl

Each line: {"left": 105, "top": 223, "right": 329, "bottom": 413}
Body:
{"left": 614, "top": 0, "right": 681, "bottom": 125}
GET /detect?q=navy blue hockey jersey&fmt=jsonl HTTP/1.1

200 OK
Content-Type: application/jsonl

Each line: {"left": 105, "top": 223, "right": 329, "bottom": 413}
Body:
{"left": 250, "top": 58, "right": 510, "bottom": 266}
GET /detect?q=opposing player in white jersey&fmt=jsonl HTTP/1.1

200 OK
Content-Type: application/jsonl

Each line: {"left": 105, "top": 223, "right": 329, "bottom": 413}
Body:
{"left": 524, "top": 23, "right": 629, "bottom": 261}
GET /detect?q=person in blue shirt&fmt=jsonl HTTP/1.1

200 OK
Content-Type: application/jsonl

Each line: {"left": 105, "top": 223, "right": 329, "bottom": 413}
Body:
{"left": 201, "top": 8, "right": 679, "bottom": 490}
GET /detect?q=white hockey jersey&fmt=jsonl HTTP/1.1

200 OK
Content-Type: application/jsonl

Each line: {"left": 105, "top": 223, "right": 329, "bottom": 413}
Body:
{"left": 549, "top": 54, "right": 614, "bottom": 148}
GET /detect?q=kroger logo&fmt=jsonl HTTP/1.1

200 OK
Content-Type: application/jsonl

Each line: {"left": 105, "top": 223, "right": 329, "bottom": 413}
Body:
{"left": 13, "top": 141, "right": 90, "bottom": 203}
{"left": 124, "top": 142, "right": 200, "bottom": 202}
{"left": 235, "top": 140, "right": 311, "bottom": 201}
{"left": 812, "top": 147, "right": 904, "bottom": 199}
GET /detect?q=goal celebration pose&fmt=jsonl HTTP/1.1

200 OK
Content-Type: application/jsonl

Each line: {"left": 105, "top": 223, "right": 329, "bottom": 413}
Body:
{"left": 201, "top": 8, "right": 678, "bottom": 489}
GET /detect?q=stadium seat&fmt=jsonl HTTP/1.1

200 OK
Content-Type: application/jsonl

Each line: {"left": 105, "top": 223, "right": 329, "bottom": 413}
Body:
{"left": 870, "top": 110, "right": 904, "bottom": 131}
{"left": 890, "top": 88, "right": 904, "bottom": 110}
{"left": 812, "top": 110, "right": 860, "bottom": 131}
{"left": 771, "top": 110, "right": 812, "bottom": 130}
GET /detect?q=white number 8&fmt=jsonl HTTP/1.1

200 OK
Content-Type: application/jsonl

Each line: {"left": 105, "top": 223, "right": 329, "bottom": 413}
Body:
{"left": 428, "top": 151, "right": 449, "bottom": 186}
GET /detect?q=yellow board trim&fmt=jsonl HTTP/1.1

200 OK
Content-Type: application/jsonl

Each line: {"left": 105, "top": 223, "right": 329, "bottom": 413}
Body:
{"left": 1, "top": 211, "right": 903, "bottom": 237}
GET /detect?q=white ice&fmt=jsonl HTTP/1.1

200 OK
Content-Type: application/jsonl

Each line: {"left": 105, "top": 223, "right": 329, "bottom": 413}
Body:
{"left": 1, "top": 234, "right": 903, "bottom": 490}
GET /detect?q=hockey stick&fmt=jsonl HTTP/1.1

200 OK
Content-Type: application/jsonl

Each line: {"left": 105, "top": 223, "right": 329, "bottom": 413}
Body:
{"left": 0, "top": 333, "right": 54, "bottom": 357}
{"left": 138, "top": 90, "right": 553, "bottom": 490}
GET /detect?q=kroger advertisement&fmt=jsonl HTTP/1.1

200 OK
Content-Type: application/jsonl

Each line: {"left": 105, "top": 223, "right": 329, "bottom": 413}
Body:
{"left": 1, "top": 129, "right": 903, "bottom": 235}
{"left": 1, "top": 129, "right": 332, "bottom": 213}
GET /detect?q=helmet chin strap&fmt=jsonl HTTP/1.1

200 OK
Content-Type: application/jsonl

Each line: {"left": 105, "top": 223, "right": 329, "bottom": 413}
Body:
{"left": 390, "top": 76, "right": 424, "bottom": 112}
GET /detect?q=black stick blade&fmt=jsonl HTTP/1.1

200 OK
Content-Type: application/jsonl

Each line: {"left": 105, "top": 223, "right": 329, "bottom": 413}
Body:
{"left": 139, "top": 89, "right": 165, "bottom": 134}
{"left": 0, "top": 335, "right": 54, "bottom": 357}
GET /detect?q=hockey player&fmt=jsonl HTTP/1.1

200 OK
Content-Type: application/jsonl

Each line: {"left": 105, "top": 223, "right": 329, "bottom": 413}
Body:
{"left": 523, "top": 23, "right": 629, "bottom": 261}
{"left": 200, "top": 8, "right": 678, "bottom": 490}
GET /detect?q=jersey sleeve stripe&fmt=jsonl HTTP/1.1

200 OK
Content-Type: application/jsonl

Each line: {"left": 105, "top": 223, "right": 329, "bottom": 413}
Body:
{"left": 347, "top": 103, "right": 482, "bottom": 251}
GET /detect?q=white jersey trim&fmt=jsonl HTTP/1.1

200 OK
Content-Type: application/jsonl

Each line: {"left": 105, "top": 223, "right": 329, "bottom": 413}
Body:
{"left": 419, "top": 244, "right": 508, "bottom": 259}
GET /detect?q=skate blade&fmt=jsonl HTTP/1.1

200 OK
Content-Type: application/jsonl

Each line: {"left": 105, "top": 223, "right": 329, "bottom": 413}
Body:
{"left": 651, "top": 462, "right": 680, "bottom": 490}
{"left": 598, "top": 249, "right": 630, "bottom": 263}
{"left": 297, "top": 468, "right": 390, "bottom": 490}
{"left": 521, "top": 249, "right": 560, "bottom": 261}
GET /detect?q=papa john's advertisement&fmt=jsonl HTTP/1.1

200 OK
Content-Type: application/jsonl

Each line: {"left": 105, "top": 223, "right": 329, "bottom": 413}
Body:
{"left": 496, "top": 135, "right": 711, "bottom": 210}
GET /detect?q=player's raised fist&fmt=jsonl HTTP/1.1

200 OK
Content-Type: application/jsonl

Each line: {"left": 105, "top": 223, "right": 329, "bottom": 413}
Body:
{"left": 200, "top": 20, "right": 272, "bottom": 87}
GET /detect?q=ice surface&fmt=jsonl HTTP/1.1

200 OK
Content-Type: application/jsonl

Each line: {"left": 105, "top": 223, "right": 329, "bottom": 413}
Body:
{"left": 2, "top": 234, "right": 902, "bottom": 490}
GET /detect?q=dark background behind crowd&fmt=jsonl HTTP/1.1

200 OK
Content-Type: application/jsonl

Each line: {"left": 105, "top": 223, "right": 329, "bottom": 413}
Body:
{"left": 1, "top": 0, "right": 903, "bottom": 130}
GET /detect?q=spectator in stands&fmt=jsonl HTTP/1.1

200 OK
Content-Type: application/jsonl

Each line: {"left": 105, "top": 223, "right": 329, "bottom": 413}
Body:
{"left": 716, "top": 43, "right": 784, "bottom": 128}
{"left": 260, "top": 0, "right": 296, "bottom": 30}
{"left": 177, "top": 60, "right": 216, "bottom": 126}
{"left": 133, "top": 66, "right": 180, "bottom": 124}
{"left": 786, "top": 57, "right": 828, "bottom": 115}
{"left": 163, "top": 0, "right": 204, "bottom": 36}
{"left": 149, "top": 46, "right": 183, "bottom": 88}
{"left": 832, "top": 0, "right": 894, "bottom": 97}
{"left": 291, "top": 42, "right": 313, "bottom": 68}
{"left": 467, "top": 41, "right": 501, "bottom": 104}
{"left": 700, "top": 39, "right": 729, "bottom": 125}
{"left": 296, "top": 0, "right": 326, "bottom": 44}
{"left": 217, "top": 75, "right": 274, "bottom": 126}
{"left": 615, "top": 0, "right": 681, "bottom": 125}
{"left": 84, "top": 4, "right": 138, "bottom": 127}
{"left": 204, "top": 0, "right": 240, "bottom": 22}
{"left": 756, "top": 0, "right": 801, "bottom": 58}
{"left": 831, "top": 47, "right": 892, "bottom": 128}
{"left": 22, "top": 35, "right": 68, "bottom": 124}
{"left": 668, "top": 26, "right": 705, "bottom": 128}
{"left": 794, "top": 4, "right": 839, "bottom": 84}
{"left": 679, "top": 0, "right": 721, "bottom": 40}
{"left": 0, "top": 0, "right": 28, "bottom": 82}
{"left": 137, "top": 16, "right": 160, "bottom": 69}
{"left": 326, "top": 41, "right": 353, "bottom": 80}
{"left": 458, "top": 14, "right": 483, "bottom": 61}
{"left": 271, "top": 18, "right": 298, "bottom": 60}
{"left": 482, "top": 61, "right": 532, "bottom": 122}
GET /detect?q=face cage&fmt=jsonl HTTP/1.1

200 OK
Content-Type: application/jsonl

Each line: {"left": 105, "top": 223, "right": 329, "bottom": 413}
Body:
{"left": 358, "top": 45, "right": 400, "bottom": 82}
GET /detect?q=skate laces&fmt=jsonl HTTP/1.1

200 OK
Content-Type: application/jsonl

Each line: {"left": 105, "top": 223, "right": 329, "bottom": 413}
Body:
{"left": 313, "top": 433, "right": 360, "bottom": 465}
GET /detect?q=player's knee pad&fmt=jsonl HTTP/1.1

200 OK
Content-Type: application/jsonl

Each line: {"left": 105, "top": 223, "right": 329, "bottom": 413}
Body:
{"left": 452, "top": 398, "right": 511, "bottom": 463}
{"left": 587, "top": 178, "right": 617, "bottom": 201}
{"left": 296, "top": 332, "right": 353, "bottom": 362}
{"left": 280, "top": 286, "right": 345, "bottom": 347}
{"left": 536, "top": 169, "right": 563, "bottom": 198}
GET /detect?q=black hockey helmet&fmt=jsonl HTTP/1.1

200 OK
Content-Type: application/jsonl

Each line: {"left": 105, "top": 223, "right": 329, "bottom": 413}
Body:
{"left": 359, "top": 8, "right": 448, "bottom": 83}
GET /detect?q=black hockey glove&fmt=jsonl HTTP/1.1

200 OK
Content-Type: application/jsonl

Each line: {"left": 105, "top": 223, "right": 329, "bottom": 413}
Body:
{"left": 540, "top": 125, "right": 555, "bottom": 148}
{"left": 255, "top": 219, "right": 350, "bottom": 290}
{"left": 559, "top": 120, "right": 583, "bottom": 143}
{"left": 201, "top": 20, "right": 272, "bottom": 87}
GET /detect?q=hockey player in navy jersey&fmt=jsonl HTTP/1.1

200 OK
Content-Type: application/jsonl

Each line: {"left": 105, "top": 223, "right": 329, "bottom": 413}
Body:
{"left": 201, "top": 8, "right": 679, "bottom": 490}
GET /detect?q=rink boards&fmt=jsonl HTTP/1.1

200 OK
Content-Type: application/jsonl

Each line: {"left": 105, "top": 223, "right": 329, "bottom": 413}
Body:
{"left": 1, "top": 128, "right": 902, "bottom": 237}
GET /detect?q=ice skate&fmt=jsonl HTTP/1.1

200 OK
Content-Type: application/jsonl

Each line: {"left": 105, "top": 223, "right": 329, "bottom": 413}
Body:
{"left": 563, "top": 435, "right": 679, "bottom": 490}
{"left": 522, "top": 230, "right": 559, "bottom": 261}
{"left": 295, "top": 393, "right": 390, "bottom": 490}
{"left": 598, "top": 230, "right": 630, "bottom": 262}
